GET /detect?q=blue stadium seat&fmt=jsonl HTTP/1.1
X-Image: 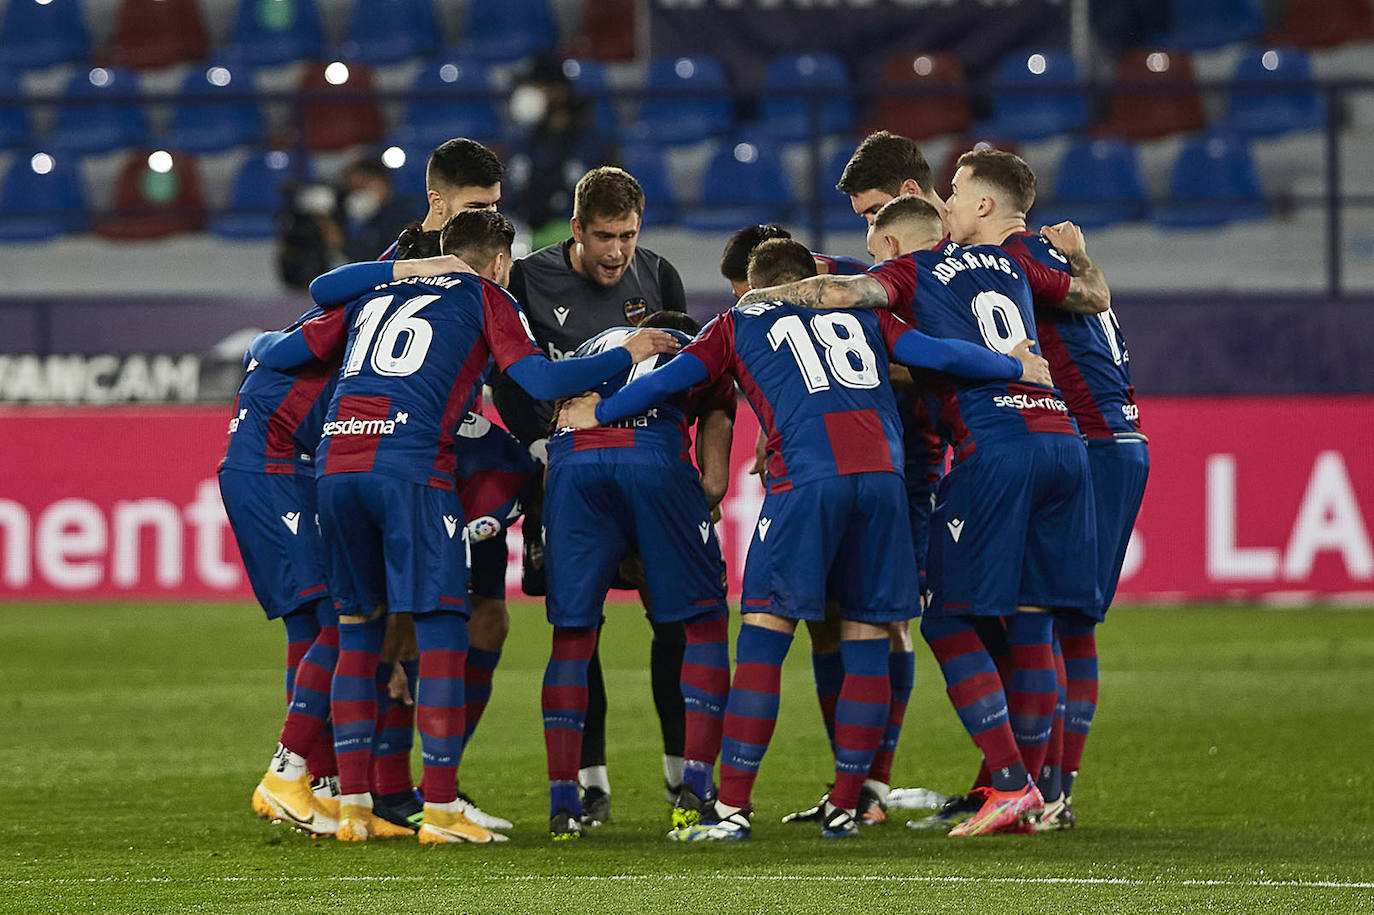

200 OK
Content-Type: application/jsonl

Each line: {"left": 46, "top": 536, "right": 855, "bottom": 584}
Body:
{"left": 0, "top": 66, "right": 31, "bottom": 150}
{"left": 1039, "top": 139, "right": 1148, "bottom": 228}
{"left": 0, "top": 0, "right": 90, "bottom": 70}
{"left": 683, "top": 140, "right": 794, "bottom": 233}
{"left": 51, "top": 67, "right": 149, "bottom": 156}
{"left": 624, "top": 55, "right": 733, "bottom": 147}
{"left": 1225, "top": 47, "right": 1326, "bottom": 137}
{"left": 562, "top": 58, "right": 618, "bottom": 136}
{"left": 340, "top": 0, "right": 439, "bottom": 65}
{"left": 162, "top": 60, "right": 263, "bottom": 153}
{"left": 210, "top": 150, "right": 310, "bottom": 239}
{"left": 228, "top": 0, "right": 325, "bottom": 67}
{"left": 619, "top": 143, "right": 675, "bottom": 228}
{"left": 977, "top": 49, "right": 1087, "bottom": 141}
{"left": 404, "top": 56, "right": 500, "bottom": 146}
{"left": 377, "top": 140, "right": 430, "bottom": 200}
{"left": 1152, "top": 0, "right": 1264, "bottom": 51}
{"left": 756, "top": 52, "right": 853, "bottom": 143}
{"left": 803, "top": 144, "right": 861, "bottom": 234}
{"left": 0, "top": 151, "right": 89, "bottom": 240}
{"left": 457, "top": 0, "right": 556, "bottom": 63}
{"left": 1152, "top": 132, "right": 1267, "bottom": 229}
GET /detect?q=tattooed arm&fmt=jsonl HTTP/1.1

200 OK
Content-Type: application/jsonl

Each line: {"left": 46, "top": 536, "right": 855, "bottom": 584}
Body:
{"left": 735, "top": 273, "right": 892, "bottom": 311}
{"left": 1041, "top": 221, "right": 1110, "bottom": 315}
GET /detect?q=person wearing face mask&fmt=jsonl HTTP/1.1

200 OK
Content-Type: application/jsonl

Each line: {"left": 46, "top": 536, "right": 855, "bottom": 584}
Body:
{"left": 324, "top": 158, "right": 418, "bottom": 266}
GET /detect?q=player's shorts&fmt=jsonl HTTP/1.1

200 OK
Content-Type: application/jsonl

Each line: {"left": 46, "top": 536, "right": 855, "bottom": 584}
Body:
{"left": 742, "top": 472, "right": 920, "bottom": 624}
{"left": 1081, "top": 436, "right": 1150, "bottom": 621}
{"left": 316, "top": 473, "right": 470, "bottom": 617}
{"left": 543, "top": 456, "right": 727, "bottom": 629}
{"left": 218, "top": 468, "right": 328, "bottom": 620}
{"left": 906, "top": 470, "right": 939, "bottom": 596}
{"left": 467, "top": 530, "right": 508, "bottom": 601}
{"left": 926, "top": 433, "right": 1097, "bottom": 618}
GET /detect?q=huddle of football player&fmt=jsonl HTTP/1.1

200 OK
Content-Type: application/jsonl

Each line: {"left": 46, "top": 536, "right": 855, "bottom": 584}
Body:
{"left": 222, "top": 129, "right": 1145, "bottom": 845}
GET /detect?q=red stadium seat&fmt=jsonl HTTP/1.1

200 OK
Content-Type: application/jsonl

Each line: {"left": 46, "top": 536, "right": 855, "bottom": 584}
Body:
{"left": 95, "top": 150, "right": 205, "bottom": 240}
{"left": 105, "top": 0, "right": 208, "bottom": 69}
{"left": 1270, "top": 0, "right": 1374, "bottom": 48}
{"left": 1097, "top": 49, "right": 1206, "bottom": 141}
{"left": 567, "top": 0, "right": 636, "bottom": 61}
{"left": 937, "top": 138, "right": 1021, "bottom": 197}
{"left": 296, "top": 60, "right": 385, "bottom": 152}
{"left": 867, "top": 52, "right": 970, "bottom": 140}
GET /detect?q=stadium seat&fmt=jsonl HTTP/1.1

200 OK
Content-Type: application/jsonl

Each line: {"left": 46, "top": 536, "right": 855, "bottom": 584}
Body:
{"left": 567, "top": 0, "right": 635, "bottom": 61}
{"left": 869, "top": 52, "right": 970, "bottom": 140}
{"left": 1152, "top": 132, "right": 1266, "bottom": 228}
{"left": 1098, "top": 49, "right": 1206, "bottom": 141}
{"left": 161, "top": 60, "right": 263, "bottom": 154}
{"left": 51, "top": 67, "right": 149, "bottom": 156}
{"left": 0, "top": 150, "right": 89, "bottom": 240}
{"left": 94, "top": 149, "right": 206, "bottom": 239}
{"left": 800, "top": 144, "right": 862, "bottom": 234}
{"left": 1038, "top": 139, "right": 1148, "bottom": 228}
{"left": 562, "top": 58, "right": 619, "bottom": 136}
{"left": 1270, "top": 0, "right": 1374, "bottom": 49}
{"left": 618, "top": 143, "right": 675, "bottom": 227}
{"left": 404, "top": 56, "right": 500, "bottom": 146}
{"left": 228, "top": 0, "right": 326, "bottom": 67}
{"left": 210, "top": 149, "right": 310, "bottom": 239}
{"left": 1225, "top": 47, "right": 1327, "bottom": 137}
{"left": 457, "top": 0, "right": 556, "bottom": 64}
{"left": 0, "top": 0, "right": 90, "bottom": 71}
{"left": 682, "top": 140, "right": 794, "bottom": 233}
{"left": 755, "top": 52, "right": 853, "bottom": 143}
{"left": 1151, "top": 0, "right": 1265, "bottom": 50}
{"left": 0, "top": 66, "right": 31, "bottom": 150}
{"left": 624, "top": 55, "right": 734, "bottom": 147}
{"left": 377, "top": 140, "right": 430, "bottom": 201}
{"left": 978, "top": 49, "right": 1087, "bottom": 141}
{"left": 296, "top": 60, "right": 384, "bottom": 152}
{"left": 106, "top": 0, "right": 209, "bottom": 69}
{"left": 340, "top": 0, "right": 439, "bottom": 65}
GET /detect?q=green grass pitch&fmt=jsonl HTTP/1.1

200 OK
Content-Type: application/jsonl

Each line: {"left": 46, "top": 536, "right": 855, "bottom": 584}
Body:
{"left": 2, "top": 602, "right": 1372, "bottom": 914}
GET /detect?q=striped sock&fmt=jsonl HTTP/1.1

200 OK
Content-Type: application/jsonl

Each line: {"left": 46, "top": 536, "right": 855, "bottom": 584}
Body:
{"left": 543, "top": 626, "right": 597, "bottom": 818}
{"left": 369, "top": 661, "right": 416, "bottom": 797}
{"left": 279, "top": 621, "right": 337, "bottom": 759}
{"left": 282, "top": 607, "right": 321, "bottom": 706}
{"left": 810, "top": 650, "right": 844, "bottom": 755}
{"left": 681, "top": 612, "right": 730, "bottom": 800}
{"left": 1007, "top": 613, "right": 1057, "bottom": 783}
{"left": 868, "top": 648, "right": 915, "bottom": 787}
{"left": 831, "top": 637, "right": 891, "bottom": 810}
{"left": 331, "top": 616, "right": 386, "bottom": 797}
{"left": 719, "top": 624, "right": 794, "bottom": 810}
{"left": 920, "top": 615, "right": 1028, "bottom": 792}
{"left": 1038, "top": 635, "right": 1068, "bottom": 801}
{"left": 464, "top": 647, "right": 502, "bottom": 747}
{"left": 1057, "top": 617, "right": 1099, "bottom": 794}
{"left": 412, "top": 613, "right": 467, "bottom": 806}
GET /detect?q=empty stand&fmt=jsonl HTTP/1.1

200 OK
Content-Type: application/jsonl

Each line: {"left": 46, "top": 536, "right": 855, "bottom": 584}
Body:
{"left": 1152, "top": 131, "right": 1267, "bottom": 228}
{"left": 458, "top": 0, "right": 556, "bottom": 64}
{"left": 227, "top": 0, "right": 326, "bottom": 68}
{"left": 95, "top": 150, "right": 206, "bottom": 239}
{"left": 869, "top": 52, "right": 970, "bottom": 140}
{"left": 755, "top": 52, "right": 853, "bottom": 143}
{"left": 568, "top": 0, "right": 636, "bottom": 61}
{"left": 0, "top": 0, "right": 90, "bottom": 71}
{"left": 979, "top": 50, "right": 1087, "bottom": 141}
{"left": 625, "top": 55, "right": 734, "bottom": 147}
{"left": 682, "top": 140, "right": 794, "bottom": 232}
{"left": 162, "top": 61, "right": 264, "bottom": 153}
{"left": 210, "top": 149, "right": 310, "bottom": 239}
{"left": 404, "top": 56, "right": 500, "bottom": 146}
{"left": 619, "top": 143, "right": 676, "bottom": 227}
{"left": 1226, "top": 47, "right": 1327, "bottom": 136}
{"left": 1098, "top": 49, "right": 1206, "bottom": 141}
{"left": 1041, "top": 139, "right": 1148, "bottom": 228}
{"left": 51, "top": 67, "right": 149, "bottom": 156}
{"left": 296, "top": 60, "right": 385, "bottom": 152}
{"left": 1271, "top": 0, "right": 1374, "bottom": 49}
{"left": 341, "top": 0, "right": 440, "bottom": 65}
{"left": 1152, "top": 0, "right": 1266, "bottom": 50}
{"left": 0, "top": 151, "right": 89, "bottom": 240}
{"left": 106, "top": 0, "right": 209, "bottom": 69}
{"left": 0, "top": 66, "right": 31, "bottom": 150}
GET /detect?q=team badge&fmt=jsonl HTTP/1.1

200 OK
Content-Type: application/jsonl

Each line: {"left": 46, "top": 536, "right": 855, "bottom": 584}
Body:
{"left": 623, "top": 297, "right": 648, "bottom": 325}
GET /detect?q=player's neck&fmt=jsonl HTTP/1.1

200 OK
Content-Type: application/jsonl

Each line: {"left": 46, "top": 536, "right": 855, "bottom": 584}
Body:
{"left": 991, "top": 219, "right": 1028, "bottom": 245}
{"left": 420, "top": 207, "right": 444, "bottom": 232}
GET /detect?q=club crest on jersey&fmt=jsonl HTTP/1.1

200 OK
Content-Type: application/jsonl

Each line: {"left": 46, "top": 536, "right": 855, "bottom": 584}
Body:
{"left": 623, "top": 297, "right": 648, "bottom": 325}
{"left": 946, "top": 518, "right": 965, "bottom": 542}
{"left": 281, "top": 511, "right": 300, "bottom": 535}
{"left": 698, "top": 521, "right": 711, "bottom": 543}
{"left": 443, "top": 515, "right": 459, "bottom": 539}
{"left": 757, "top": 517, "right": 772, "bottom": 541}
{"left": 553, "top": 306, "right": 571, "bottom": 326}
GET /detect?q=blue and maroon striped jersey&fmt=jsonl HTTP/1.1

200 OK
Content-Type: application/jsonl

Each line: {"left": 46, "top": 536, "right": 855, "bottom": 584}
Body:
{"left": 548, "top": 327, "right": 737, "bottom": 466}
{"left": 220, "top": 305, "right": 346, "bottom": 476}
{"left": 683, "top": 303, "right": 910, "bottom": 493}
{"left": 869, "top": 241, "right": 1079, "bottom": 460}
{"left": 813, "top": 252, "right": 868, "bottom": 275}
{"left": 1001, "top": 231, "right": 1142, "bottom": 439}
{"left": 315, "top": 274, "right": 542, "bottom": 490}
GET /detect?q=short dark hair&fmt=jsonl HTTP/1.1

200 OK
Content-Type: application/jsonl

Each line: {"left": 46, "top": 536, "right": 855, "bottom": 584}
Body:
{"left": 871, "top": 194, "right": 944, "bottom": 237}
{"left": 720, "top": 223, "right": 792, "bottom": 283}
{"left": 747, "top": 238, "right": 817, "bottom": 289}
{"left": 836, "top": 130, "right": 933, "bottom": 198}
{"left": 427, "top": 138, "right": 504, "bottom": 193}
{"left": 640, "top": 309, "right": 701, "bottom": 335}
{"left": 573, "top": 166, "right": 645, "bottom": 223}
{"left": 439, "top": 209, "right": 515, "bottom": 266}
{"left": 955, "top": 148, "right": 1037, "bottom": 214}
{"left": 393, "top": 221, "right": 440, "bottom": 260}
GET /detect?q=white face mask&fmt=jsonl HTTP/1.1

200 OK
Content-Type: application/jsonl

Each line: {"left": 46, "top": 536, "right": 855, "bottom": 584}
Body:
{"left": 344, "top": 188, "right": 383, "bottom": 224}
{"left": 509, "top": 84, "right": 548, "bottom": 127}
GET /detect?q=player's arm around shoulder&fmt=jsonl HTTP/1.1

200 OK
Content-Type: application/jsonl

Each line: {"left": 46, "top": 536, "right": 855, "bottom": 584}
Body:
{"left": 1040, "top": 221, "right": 1110, "bottom": 315}
{"left": 736, "top": 271, "right": 892, "bottom": 312}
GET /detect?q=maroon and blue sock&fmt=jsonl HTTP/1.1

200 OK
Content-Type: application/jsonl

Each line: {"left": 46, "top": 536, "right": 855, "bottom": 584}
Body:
{"left": 719, "top": 624, "right": 794, "bottom": 810}
{"left": 282, "top": 606, "right": 322, "bottom": 705}
{"left": 279, "top": 619, "right": 338, "bottom": 761}
{"left": 412, "top": 612, "right": 467, "bottom": 806}
{"left": 463, "top": 647, "right": 502, "bottom": 748}
{"left": 330, "top": 615, "right": 386, "bottom": 797}
{"left": 680, "top": 612, "right": 730, "bottom": 801}
{"left": 542, "top": 626, "right": 598, "bottom": 817}
{"left": 1057, "top": 617, "right": 1099, "bottom": 797}
{"left": 831, "top": 637, "right": 891, "bottom": 810}
{"left": 868, "top": 648, "right": 915, "bottom": 787}
{"left": 810, "top": 649, "right": 844, "bottom": 755}
{"left": 368, "top": 661, "right": 416, "bottom": 797}
{"left": 1007, "top": 612, "right": 1057, "bottom": 783}
{"left": 1038, "top": 635, "right": 1068, "bottom": 801}
{"left": 920, "top": 615, "right": 1028, "bottom": 792}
